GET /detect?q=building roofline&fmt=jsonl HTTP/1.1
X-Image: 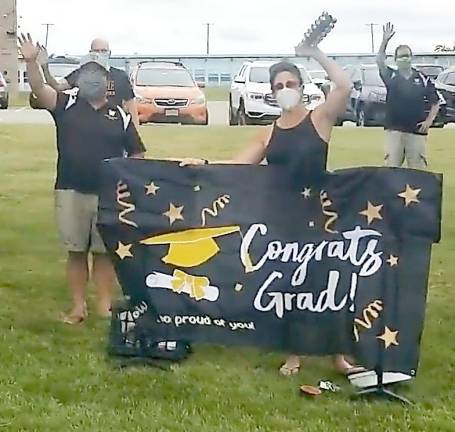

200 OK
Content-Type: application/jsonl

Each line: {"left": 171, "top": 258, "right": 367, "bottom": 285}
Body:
{"left": 107, "top": 52, "right": 455, "bottom": 60}
{"left": 17, "top": 52, "right": 455, "bottom": 62}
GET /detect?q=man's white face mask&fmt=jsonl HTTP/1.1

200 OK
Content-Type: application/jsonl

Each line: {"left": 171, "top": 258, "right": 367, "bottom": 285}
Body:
{"left": 276, "top": 87, "right": 302, "bottom": 111}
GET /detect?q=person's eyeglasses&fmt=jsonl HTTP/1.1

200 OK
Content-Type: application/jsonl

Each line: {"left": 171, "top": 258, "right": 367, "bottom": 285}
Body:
{"left": 272, "top": 80, "right": 300, "bottom": 92}
{"left": 90, "top": 49, "right": 110, "bottom": 54}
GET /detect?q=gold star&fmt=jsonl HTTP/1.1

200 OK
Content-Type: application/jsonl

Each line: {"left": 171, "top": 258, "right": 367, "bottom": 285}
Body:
{"left": 194, "top": 185, "right": 201, "bottom": 192}
{"left": 301, "top": 187, "right": 311, "bottom": 199}
{"left": 359, "top": 201, "right": 383, "bottom": 225}
{"left": 145, "top": 181, "right": 160, "bottom": 196}
{"left": 163, "top": 203, "right": 184, "bottom": 225}
{"left": 377, "top": 326, "right": 399, "bottom": 349}
{"left": 387, "top": 255, "right": 399, "bottom": 267}
{"left": 398, "top": 184, "right": 421, "bottom": 207}
{"left": 234, "top": 283, "right": 243, "bottom": 292}
{"left": 115, "top": 242, "right": 133, "bottom": 260}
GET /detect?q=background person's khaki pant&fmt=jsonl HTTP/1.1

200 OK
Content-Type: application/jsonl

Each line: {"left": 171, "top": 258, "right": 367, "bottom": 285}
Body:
{"left": 384, "top": 130, "right": 428, "bottom": 169}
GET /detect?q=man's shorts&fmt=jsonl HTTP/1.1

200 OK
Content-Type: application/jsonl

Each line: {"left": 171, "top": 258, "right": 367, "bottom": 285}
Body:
{"left": 55, "top": 189, "right": 106, "bottom": 254}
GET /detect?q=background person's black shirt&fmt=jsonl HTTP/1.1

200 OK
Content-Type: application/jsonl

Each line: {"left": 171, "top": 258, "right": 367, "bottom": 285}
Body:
{"left": 65, "top": 67, "right": 134, "bottom": 106}
{"left": 379, "top": 66, "right": 440, "bottom": 136}
{"left": 49, "top": 91, "right": 145, "bottom": 194}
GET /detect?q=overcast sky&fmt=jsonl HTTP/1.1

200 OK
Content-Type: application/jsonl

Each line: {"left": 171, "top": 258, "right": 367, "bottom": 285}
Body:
{"left": 17, "top": 0, "right": 455, "bottom": 56}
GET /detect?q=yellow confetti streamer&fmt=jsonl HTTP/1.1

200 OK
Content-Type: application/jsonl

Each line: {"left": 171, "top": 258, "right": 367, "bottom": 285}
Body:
{"left": 117, "top": 181, "right": 138, "bottom": 228}
{"left": 353, "top": 300, "right": 384, "bottom": 342}
{"left": 201, "top": 194, "right": 231, "bottom": 227}
{"left": 320, "top": 190, "right": 339, "bottom": 234}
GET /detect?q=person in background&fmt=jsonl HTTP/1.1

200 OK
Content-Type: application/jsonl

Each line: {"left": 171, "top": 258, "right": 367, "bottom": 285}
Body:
{"left": 38, "top": 37, "right": 139, "bottom": 129}
{"left": 377, "top": 22, "right": 441, "bottom": 169}
{"left": 19, "top": 33, "right": 145, "bottom": 324}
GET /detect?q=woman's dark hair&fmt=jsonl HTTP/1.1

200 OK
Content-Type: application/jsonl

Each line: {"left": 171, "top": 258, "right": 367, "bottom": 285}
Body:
{"left": 394, "top": 45, "right": 413, "bottom": 59}
{"left": 269, "top": 61, "right": 303, "bottom": 87}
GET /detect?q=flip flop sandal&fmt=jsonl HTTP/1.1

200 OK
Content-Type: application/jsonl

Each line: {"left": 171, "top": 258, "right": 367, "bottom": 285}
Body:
{"left": 343, "top": 365, "right": 367, "bottom": 376}
{"left": 279, "top": 362, "right": 301, "bottom": 376}
{"left": 59, "top": 313, "right": 86, "bottom": 325}
{"left": 300, "top": 385, "right": 322, "bottom": 396}
{"left": 59, "top": 304, "right": 88, "bottom": 325}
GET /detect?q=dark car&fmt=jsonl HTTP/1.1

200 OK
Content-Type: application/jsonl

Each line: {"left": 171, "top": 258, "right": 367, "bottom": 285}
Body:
{"left": 413, "top": 64, "right": 444, "bottom": 80}
{"left": 0, "top": 71, "right": 9, "bottom": 109}
{"left": 338, "top": 64, "right": 445, "bottom": 127}
{"left": 338, "top": 65, "right": 387, "bottom": 126}
{"left": 435, "top": 67, "right": 455, "bottom": 124}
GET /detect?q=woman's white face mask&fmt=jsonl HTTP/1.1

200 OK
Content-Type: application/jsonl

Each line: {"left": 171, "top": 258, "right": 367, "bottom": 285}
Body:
{"left": 275, "top": 87, "right": 302, "bottom": 111}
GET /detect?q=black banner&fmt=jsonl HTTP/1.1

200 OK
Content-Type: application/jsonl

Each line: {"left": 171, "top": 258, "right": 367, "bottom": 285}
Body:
{"left": 98, "top": 159, "right": 442, "bottom": 376}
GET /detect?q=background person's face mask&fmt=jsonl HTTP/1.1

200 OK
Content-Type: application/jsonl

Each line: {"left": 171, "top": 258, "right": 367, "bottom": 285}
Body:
{"left": 90, "top": 49, "right": 111, "bottom": 58}
{"left": 396, "top": 56, "right": 412, "bottom": 71}
{"left": 276, "top": 87, "right": 302, "bottom": 111}
{"left": 77, "top": 70, "right": 108, "bottom": 102}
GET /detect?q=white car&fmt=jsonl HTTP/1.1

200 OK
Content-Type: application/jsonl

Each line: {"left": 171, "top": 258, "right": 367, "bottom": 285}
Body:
{"left": 308, "top": 69, "right": 330, "bottom": 96}
{"left": 308, "top": 70, "right": 329, "bottom": 87}
{"left": 48, "top": 62, "right": 80, "bottom": 83}
{"left": 229, "top": 60, "right": 325, "bottom": 126}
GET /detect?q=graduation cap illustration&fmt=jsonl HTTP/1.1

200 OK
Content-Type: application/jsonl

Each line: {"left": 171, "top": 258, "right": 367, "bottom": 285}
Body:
{"left": 140, "top": 226, "right": 247, "bottom": 268}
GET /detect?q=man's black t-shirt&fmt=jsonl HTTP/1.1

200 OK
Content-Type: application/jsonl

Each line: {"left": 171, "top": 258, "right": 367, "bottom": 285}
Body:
{"left": 65, "top": 66, "right": 134, "bottom": 107}
{"left": 379, "top": 66, "right": 440, "bottom": 135}
{"left": 49, "top": 90, "right": 145, "bottom": 194}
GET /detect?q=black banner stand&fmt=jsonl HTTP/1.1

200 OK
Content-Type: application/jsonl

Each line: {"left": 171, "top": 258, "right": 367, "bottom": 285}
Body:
{"left": 352, "top": 359, "right": 413, "bottom": 404}
{"left": 352, "top": 266, "right": 413, "bottom": 405}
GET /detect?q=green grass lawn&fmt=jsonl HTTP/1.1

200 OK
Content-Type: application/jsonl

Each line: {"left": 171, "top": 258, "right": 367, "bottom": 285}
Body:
{"left": 8, "top": 91, "right": 31, "bottom": 107}
{"left": 1, "top": 125, "right": 455, "bottom": 431}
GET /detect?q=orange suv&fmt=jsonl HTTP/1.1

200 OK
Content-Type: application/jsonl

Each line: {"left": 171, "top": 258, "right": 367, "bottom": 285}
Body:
{"left": 130, "top": 61, "right": 208, "bottom": 125}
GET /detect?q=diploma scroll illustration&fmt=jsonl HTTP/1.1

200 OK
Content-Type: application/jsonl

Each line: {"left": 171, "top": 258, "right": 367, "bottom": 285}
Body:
{"left": 145, "top": 270, "right": 220, "bottom": 302}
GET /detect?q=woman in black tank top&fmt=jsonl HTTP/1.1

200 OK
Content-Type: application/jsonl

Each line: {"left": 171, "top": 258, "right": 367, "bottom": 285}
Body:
{"left": 180, "top": 42, "right": 362, "bottom": 376}
{"left": 265, "top": 110, "right": 328, "bottom": 183}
